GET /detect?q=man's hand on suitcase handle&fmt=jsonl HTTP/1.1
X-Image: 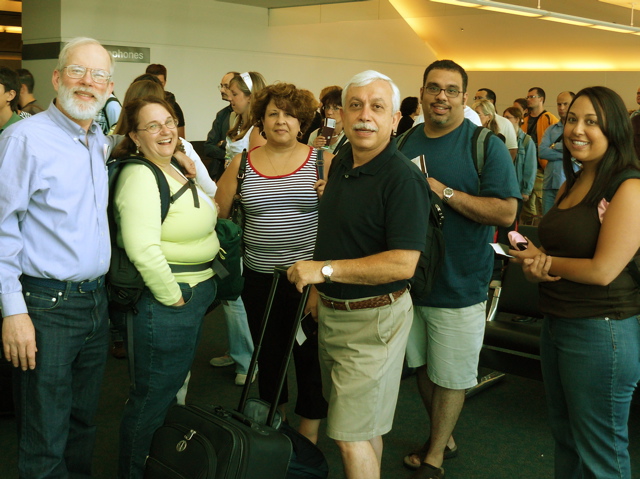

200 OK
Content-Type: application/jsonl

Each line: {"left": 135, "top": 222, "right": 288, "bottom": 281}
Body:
{"left": 287, "top": 260, "right": 324, "bottom": 293}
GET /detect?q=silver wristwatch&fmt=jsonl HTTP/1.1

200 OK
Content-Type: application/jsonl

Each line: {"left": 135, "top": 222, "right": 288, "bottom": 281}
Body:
{"left": 321, "top": 260, "right": 333, "bottom": 283}
{"left": 443, "top": 187, "right": 454, "bottom": 204}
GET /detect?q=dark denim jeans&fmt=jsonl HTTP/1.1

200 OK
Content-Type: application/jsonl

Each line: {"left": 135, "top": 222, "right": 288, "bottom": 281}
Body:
{"left": 118, "top": 279, "right": 215, "bottom": 479}
{"left": 541, "top": 314, "right": 640, "bottom": 479}
{"left": 14, "top": 276, "right": 109, "bottom": 479}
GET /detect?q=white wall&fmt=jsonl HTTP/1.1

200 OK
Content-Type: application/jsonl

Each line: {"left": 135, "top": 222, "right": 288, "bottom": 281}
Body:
{"left": 22, "top": 0, "right": 436, "bottom": 141}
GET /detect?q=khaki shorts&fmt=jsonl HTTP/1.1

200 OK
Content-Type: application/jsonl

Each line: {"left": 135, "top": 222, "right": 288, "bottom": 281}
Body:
{"left": 318, "top": 291, "right": 413, "bottom": 442}
{"left": 405, "top": 303, "right": 486, "bottom": 390}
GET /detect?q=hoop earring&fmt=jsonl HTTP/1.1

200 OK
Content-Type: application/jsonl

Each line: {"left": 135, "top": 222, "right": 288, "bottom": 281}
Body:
{"left": 260, "top": 130, "right": 267, "bottom": 139}
{"left": 297, "top": 130, "right": 302, "bottom": 140}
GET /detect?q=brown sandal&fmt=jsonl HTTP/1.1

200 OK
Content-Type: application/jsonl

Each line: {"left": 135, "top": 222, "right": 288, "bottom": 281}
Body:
{"left": 403, "top": 439, "right": 458, "bottom": 470}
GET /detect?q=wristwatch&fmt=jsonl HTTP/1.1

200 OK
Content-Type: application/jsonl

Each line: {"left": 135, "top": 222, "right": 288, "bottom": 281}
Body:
{"left": 443, "top": 187, "right": 454, "bottom": 204}
{"left": 321, "top": 260, "right": 333, "bottom": 283}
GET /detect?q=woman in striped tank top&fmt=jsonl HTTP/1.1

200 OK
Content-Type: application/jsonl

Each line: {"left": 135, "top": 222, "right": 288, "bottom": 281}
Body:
{"left": 216, "top": 83, "right": 333, "bottom": 444}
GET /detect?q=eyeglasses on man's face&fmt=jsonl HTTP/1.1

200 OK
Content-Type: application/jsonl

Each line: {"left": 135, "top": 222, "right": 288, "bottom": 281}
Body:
{"left": 526, "top": 95, "right": 540, "bottom": 99}
{"left": 218, "top": 83, "right": 230, "bottom": 91}
{"left": 424, "top": 84, "right": 461, "bottom": 98}
{"left": 136, "top": 118, "right": 178, "bottom": 134}
{"left": 64, "top": 65, "right": 111, "bottom": 84}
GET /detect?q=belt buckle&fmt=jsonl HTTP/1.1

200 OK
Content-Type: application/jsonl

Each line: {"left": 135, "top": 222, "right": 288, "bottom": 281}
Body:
{"left": 78, "top": 279, "right": 90, "bottom": 293}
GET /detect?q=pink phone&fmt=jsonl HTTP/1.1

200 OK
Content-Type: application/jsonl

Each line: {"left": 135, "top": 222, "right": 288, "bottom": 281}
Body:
{"left": 508, "top": 231, "right": 528, "bottom": 251}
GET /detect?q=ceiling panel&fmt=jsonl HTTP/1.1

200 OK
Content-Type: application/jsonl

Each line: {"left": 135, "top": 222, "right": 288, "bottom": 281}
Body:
{"left": 389, "top": 0, "right": 640, "bottom": 70}
{"left": 218, "top": 0, "right": 367, "bottom": 8}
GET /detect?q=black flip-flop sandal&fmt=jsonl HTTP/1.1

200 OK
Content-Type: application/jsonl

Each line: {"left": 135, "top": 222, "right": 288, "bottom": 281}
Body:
{"left": 403, "top": 439, "right": 458, "bottom": 470}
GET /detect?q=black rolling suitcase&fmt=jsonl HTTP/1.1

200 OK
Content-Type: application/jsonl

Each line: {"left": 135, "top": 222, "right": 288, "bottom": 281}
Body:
{"left": 0, "top": 344, "right": 14, "bottom": 416}
{"left": 145, "top": 267, "right": 328, "bottom": 479}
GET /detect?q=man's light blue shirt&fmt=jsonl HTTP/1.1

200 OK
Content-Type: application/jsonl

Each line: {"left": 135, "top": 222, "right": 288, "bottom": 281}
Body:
{"left": 539, "top": 121, "right": 565, "bottom": 190}
{"left": 0, "top": 101, "right": 118, "bottom": 316}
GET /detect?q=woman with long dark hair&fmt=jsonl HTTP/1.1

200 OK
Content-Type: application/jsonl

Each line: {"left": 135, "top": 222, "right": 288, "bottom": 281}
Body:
{"left": 511, "top": 86, "right": 640, "bottom": 479}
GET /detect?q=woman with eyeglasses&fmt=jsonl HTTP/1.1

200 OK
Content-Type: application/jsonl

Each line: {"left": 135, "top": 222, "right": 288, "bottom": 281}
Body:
{"left": 308, "top": 87, "right": 345, "bottom": 154}
{"left": 106, "top": 79, "right": 216, "bottom": 361}
{"left": 111, "top": 96, "right": 219, "bottom": 479}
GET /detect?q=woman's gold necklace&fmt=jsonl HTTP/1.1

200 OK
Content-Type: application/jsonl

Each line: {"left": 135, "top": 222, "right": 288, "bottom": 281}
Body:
{"left": 264, "top": 144, "right": 296, "bottom": 176}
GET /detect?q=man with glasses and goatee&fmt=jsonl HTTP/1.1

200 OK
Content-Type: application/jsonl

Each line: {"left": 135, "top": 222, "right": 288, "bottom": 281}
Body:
{"left": 0, "top": 37, "right": 119, "bottom": 478}
{"left": 399, "top": 59, "right": 520, "bottom": 479}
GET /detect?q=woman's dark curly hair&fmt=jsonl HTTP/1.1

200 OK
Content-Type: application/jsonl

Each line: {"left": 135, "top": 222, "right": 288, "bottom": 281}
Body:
{"left": 251, "top": 82, "right": 318, "bottom": 136}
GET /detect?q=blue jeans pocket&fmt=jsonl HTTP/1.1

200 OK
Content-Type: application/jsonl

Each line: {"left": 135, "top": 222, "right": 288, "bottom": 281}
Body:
{"left": 23, "top": 287, "right": 63, "bottom": 312}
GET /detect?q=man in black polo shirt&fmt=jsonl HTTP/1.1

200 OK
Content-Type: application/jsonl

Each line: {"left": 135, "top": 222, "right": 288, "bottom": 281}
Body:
{"left": 288, "top": 70, "right": 430, "bottom": 479}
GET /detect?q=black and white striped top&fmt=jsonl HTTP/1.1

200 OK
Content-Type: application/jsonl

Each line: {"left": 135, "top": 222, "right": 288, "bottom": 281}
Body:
{"left": 242, "top": 147, "right": 320, "bottom": 273}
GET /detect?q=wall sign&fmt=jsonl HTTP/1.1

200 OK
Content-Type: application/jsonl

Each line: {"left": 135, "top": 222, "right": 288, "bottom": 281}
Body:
{"left": 103, "top": 45, "right": 150, "bottom": 63}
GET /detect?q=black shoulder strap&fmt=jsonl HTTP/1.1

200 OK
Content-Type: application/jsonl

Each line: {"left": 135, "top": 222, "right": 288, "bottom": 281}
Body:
{"left": 231, "top": 149, "right": 248, "bottom": 216}
{"left": 169, "top": 156, "right": 200, "bottom": 210}
{"left": 396, "top": 123, "right": 422, "bottom": 150}
{"left": 471, "top": 126, "right": 492, "bottom": 178}
{"left": 315, "top": 148, "right": 324, "bottom": 180}
{"left": 237, "top": 149, "right": 248, "bottom": 188}
{"left": 332, "top": 134, "right": 348, "bottom": 156}
{"left": 109, "top": 155, "right": 172, "bottom": 223}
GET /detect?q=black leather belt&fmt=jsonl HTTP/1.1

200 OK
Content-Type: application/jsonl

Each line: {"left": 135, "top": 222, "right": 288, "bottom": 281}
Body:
{"left": 21, "top": 275, "right": 105, "bottom": 293}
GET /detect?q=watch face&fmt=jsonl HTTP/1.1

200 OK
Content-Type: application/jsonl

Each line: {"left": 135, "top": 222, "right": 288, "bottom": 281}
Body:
{"left": 444, "top": 187, "right": 453, "bottom": 197}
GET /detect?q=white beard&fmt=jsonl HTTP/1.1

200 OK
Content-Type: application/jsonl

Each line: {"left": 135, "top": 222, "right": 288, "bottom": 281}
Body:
{"left": 57, "top": 82, "right": 110, "bottom": 121}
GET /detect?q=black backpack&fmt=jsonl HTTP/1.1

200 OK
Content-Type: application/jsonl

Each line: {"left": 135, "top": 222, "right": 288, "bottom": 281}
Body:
{"left": 396, "top": 124, "right": 493, "bottom": 300}
{"left": 106, "top": 155, "right": 197, "bottom": 313}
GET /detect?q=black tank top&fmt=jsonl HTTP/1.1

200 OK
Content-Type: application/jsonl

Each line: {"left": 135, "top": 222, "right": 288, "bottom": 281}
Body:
{"left": 538, "top": 201, "right": 640, "bottom": 319}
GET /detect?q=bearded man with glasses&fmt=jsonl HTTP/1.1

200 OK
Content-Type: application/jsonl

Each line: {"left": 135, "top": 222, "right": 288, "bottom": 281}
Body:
{"left": 398, "top": 59, "right": 520, "bottom": 479}
{"left": 0, "top": 37, "right": 120, "bottom": 478}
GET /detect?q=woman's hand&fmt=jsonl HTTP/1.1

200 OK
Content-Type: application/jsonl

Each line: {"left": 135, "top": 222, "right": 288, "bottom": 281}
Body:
{"left": 174, "top": 151, "right": 196, "bottom": 178}
{"left": 508, "top": 236, "right": 541, "bottom": 263}
{"left": 312, "top": 135, "right": 327, "bottom": 149}
{"left": 314, "top": 179, "right": 327, "bottom": 198}
{"left": 172, "top": 297, "right": 186, "bottom": 307}
{"left": 522, "top": 254, "right": 561, "bottom": 283}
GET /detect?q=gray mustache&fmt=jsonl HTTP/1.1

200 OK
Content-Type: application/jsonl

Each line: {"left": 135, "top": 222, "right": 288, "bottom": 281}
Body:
{"left": 352, "top": 122, "right": 379, "bottom": 132}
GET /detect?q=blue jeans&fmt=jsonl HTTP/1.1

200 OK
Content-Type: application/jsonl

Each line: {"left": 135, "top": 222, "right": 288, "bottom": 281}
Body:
{"left": 15, "top": 276, "right": 109, "bottom": 479}
{"left": 541, "top": 315, "right": 640, "bottom": 479}
{"left": 118, "top": 279, "right": 215, "bottom": 479}
{"left": 221, "top": 296, "right": 254, "bottom": 374}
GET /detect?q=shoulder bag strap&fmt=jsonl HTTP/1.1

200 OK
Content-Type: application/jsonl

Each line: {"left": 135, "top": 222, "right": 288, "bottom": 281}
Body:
{"left": 316, "top": 148, "right": 324, "bottom": 180}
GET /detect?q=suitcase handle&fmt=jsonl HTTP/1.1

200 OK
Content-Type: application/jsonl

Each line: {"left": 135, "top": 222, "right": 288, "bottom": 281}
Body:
{"left": 237, "top": 265, "right": 310, "bottom": 427}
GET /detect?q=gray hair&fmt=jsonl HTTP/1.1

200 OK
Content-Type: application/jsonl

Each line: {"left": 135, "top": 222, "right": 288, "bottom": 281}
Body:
{"left": 342, "top": 70, "right": 401, "bottom": 114}
{"left": 56, "top": 37, "right": 114, "bottom": 75}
